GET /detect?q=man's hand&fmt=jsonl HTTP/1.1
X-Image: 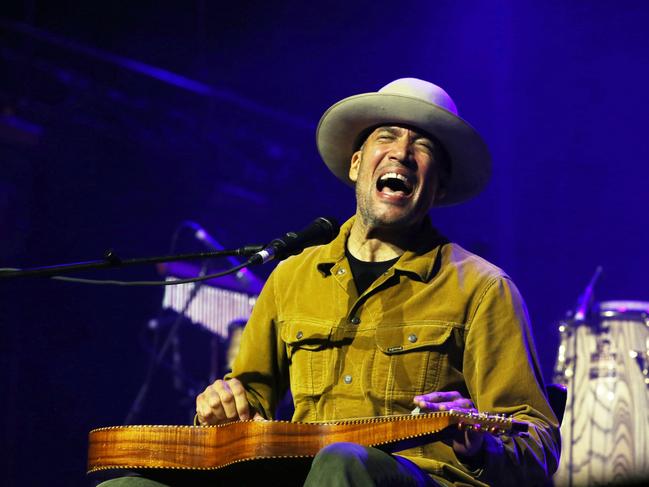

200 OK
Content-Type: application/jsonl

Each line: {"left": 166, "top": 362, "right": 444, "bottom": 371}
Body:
{"left": 413, "top": 391, "right": 485, "bottom": 462}
{"left": 195, "top": 378, "right": 262, "bottom": 425}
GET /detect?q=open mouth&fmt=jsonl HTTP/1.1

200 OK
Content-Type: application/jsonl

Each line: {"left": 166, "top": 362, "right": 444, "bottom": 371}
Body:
{"left": 376, "top": 172, "right": 414, "bottom": 196}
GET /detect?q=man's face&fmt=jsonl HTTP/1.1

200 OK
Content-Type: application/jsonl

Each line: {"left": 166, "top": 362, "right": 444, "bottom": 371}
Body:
{"left": 349, "top": 125, "right": 444, "bottom": 230}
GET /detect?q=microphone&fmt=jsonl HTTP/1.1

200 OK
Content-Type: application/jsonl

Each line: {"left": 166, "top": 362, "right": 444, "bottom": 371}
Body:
{"left": 194, "top": 226, "right": 225, "bottom": 253}
{"left": 247, "top": 217, "right": 340, "bottom": 266}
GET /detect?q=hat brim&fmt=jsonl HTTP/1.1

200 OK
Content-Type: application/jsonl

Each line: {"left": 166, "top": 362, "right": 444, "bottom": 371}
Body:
{"left": 316, "top": 92, "right": 492, "bottom": 206}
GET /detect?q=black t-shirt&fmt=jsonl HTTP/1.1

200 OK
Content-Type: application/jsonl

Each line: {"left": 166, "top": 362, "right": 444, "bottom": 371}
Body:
{"left": 345, "top": 247, "right": 399, "bottom": 295}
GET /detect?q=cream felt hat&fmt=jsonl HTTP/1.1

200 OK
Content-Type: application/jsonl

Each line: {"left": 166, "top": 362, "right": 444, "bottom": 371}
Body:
{"left": 316, "top": 78, "right": 492, "bottom": 206}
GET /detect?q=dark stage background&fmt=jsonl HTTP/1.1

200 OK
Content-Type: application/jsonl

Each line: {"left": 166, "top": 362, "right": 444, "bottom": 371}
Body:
{"left": 1, "top": 1, "right": 648, "bottom": 485}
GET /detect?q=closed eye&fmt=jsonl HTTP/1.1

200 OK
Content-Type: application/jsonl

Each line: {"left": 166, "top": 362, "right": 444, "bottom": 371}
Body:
{"left": 376, "top": 132, "right": 396, "bottom": 141}
{"left": 415, "top": 139, "right": 434, "bottom": 151}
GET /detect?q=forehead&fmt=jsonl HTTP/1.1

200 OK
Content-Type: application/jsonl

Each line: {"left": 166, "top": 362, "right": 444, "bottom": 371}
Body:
{"left": 363, "top": 124, "right": 437, "bottom": 144}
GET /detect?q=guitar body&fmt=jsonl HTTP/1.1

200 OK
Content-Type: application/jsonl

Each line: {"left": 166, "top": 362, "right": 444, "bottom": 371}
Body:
{"left": 88, "top": 411, "right": 526, "bottom": 481}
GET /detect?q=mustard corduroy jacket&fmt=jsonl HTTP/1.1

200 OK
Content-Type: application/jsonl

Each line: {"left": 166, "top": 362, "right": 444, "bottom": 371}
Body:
{"left": 228, "top": 216, "right": 560, "bottom": 486}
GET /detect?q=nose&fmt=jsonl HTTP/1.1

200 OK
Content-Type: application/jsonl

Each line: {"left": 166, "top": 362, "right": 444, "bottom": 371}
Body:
{"left": 388, "top": 136, "right": 416, "bottom": 167}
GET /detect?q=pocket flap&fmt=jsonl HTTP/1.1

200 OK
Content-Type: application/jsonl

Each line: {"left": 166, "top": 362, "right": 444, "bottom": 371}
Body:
{"left": 280, "top": 321, "right": 334, "bottom": 348}
{"left": 376, "top": 324, "right": 453, "bottom": 354}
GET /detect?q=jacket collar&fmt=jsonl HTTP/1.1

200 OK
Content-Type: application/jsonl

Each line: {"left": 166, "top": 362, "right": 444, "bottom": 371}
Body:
{"left": 316, "top": 215, "right": 447, "bottom": 282}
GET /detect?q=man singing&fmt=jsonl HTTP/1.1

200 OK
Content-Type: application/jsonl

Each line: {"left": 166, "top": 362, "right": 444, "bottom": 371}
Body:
{"left": 195, "top": 78, "right": 560, "bottom": 486}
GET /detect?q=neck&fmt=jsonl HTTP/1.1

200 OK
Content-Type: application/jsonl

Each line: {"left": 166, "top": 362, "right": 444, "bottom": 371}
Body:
{"left": 347, "top": 215, "right": 425, "bottom": 262}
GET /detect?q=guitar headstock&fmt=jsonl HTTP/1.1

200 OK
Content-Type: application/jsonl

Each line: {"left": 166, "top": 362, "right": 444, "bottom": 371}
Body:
{"left": 409, "top": 407, "right": 529, "bottom": 437}
{"left": 449, "top": 409, "right": 529, "bottom": 437}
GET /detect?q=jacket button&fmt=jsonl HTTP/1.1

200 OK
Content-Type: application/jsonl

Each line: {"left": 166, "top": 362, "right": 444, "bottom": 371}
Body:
{"left": 337, "top": 268, "right": 346, "bottom": 275}
{"left": 296, "top": 331, "right": 303, "bottom": 339}
{"left": 408, "top": 333, "right": 418, "bottom": 343}
{"left": 343, "top": 375, "right": 353, "bottom": 384}
{"left": 350, "top": 316, "right": 361, "bottom": 325}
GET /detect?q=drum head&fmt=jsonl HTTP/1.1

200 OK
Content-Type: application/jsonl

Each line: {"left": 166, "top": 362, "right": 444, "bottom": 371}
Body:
{"left": 598, "top": 300, "right": 649, "bottom": 320}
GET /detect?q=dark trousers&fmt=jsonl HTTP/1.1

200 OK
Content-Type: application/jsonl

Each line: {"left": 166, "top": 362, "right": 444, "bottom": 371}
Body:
{"left": 97, "top": 442, "right": 439, "bottom": 486}
{"left": 304, "top": 442, "right": 439, "bottom": 486}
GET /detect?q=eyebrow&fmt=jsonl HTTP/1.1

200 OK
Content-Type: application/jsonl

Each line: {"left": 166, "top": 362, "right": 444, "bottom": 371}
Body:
{"left": 375, "top": 126, "right": 402, "bottom": 135}
{"left": 375, "top": 126, "right": 434, "bottom": 144}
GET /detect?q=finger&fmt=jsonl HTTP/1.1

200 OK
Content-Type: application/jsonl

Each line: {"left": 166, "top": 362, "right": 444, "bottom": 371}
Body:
{"left": 414, "top": 390, "right": 462, "bottom": 404}
{"left": 203, "top": 383, "right": 230, "bottom": 423}
{"left": 195, "top": 393, "right": 210, "bottom": 425}
{"left": 227, "top": 378, "right": 251, "bottom": 420}
{"left": 213, "top": 379, "right": 239, "bottom": 420}
{"left": 196, "top": 387, "right": 224, "bottom": 425}
{"left": 429, "top": 398, "right": 475, "bottom": 411}
{"left": 252, "top": 412, "right": 267, "bottom": 422}
{"left": 417, "top": 400, "right": 449, "bottom": 412}
{"left": 453, "top": 398, "right": 475, "bottom": 410}
{"left": 413, "top": 395, "right": 475, "bottom": 412}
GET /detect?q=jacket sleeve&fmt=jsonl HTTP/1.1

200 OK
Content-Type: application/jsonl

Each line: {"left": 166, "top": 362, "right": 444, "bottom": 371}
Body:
{"left": 462, "top": 276, "right": 561, "bottom": 486}
{"left": 225, "top": 268, "right": 289, "bottom": 419}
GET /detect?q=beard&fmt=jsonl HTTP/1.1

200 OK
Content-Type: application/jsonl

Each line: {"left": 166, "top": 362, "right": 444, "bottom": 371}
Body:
{"left": 355, "top": 185, "right": 422, "bottom": 231}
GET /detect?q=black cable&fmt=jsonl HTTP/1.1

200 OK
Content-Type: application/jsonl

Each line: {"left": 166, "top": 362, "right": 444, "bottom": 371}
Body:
{"left": 0, "top": 262, "right": 250, "bottom": 286}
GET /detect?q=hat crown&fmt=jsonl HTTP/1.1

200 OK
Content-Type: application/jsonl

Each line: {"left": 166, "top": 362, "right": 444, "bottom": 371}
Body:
{"left": 378, "top": 78, "right": 459, "bottom": 116}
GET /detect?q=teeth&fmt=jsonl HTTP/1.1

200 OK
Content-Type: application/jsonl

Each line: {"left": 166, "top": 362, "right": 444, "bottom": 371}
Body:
{"left": 380, "top": 172, "right": 408, "bottom": 182}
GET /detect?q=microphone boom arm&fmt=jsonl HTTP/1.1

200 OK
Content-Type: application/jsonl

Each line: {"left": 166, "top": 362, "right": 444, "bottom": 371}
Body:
{"left": 0, "top": 246, "right": 263, "bottom": 280}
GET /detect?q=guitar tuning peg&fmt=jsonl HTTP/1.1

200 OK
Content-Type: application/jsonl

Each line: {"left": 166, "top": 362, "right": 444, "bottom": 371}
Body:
{"left": 458, "top": 422, "right": 483, "bottom": 432}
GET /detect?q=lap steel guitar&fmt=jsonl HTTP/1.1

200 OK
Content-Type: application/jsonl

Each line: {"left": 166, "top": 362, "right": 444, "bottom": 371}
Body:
{"left": 88, "top": 410, "right": 528, "bottom": 474}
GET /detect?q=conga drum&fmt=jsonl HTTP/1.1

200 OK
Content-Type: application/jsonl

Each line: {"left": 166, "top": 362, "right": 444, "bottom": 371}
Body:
{"left": 553, "top": 301, "right": 649, "bottom": 485}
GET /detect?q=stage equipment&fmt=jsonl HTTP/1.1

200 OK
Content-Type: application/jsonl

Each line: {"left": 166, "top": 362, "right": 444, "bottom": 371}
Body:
{"left": 160, "top": 261, "right": 262, "bottom": 338}
{"left": 553, "top": 300, "right": 649, "bottom": 485}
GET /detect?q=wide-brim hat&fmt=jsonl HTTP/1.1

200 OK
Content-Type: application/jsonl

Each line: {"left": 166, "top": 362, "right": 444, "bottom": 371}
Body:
{"left": 316, "top": 78, "right": 492, "bottom": 206}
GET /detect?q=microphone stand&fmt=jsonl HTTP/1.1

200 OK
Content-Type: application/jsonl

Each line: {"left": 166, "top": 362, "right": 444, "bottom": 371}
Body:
{"left": 1, "top": 216, "right": 339, "bottom": 281}
{"left": 0, "top": 247, "right": 263, "bottom": 280}
{"left": 124, "top": 262, "right": 209, "bottom": 425}
{"left": 0, "top": 246, "right": 262, "bottom": 423}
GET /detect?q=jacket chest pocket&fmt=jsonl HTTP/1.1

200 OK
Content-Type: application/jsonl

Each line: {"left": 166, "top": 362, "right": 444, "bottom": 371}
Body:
{"left": 280, "top": 321, "right": 334, "bottom": 399}
{"left": 373, "top": 324, "right": 454, "bottom": 397}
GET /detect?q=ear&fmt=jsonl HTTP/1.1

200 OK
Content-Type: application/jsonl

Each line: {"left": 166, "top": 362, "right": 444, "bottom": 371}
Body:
{"left": 433, "top": 175, "right": 447, "bottom": 203}
{"left": 348, "top": 151, "right": 361, "bottom": 182}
